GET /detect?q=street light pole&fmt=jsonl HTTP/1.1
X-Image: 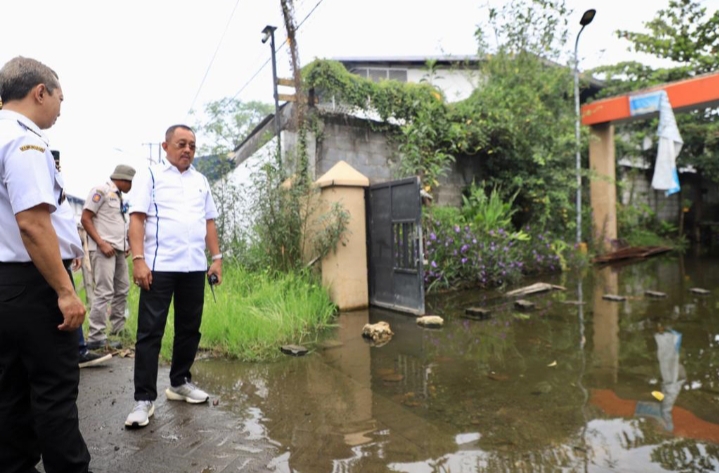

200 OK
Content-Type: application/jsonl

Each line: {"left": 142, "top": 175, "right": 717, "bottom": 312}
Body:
{"left": 262, "top": 25, "right": 282, "bottom": 174}
{"left": 574, "top": 9, "right": 596, "bottom": 246}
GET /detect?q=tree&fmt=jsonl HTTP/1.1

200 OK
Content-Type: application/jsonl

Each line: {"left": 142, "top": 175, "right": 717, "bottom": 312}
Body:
{"left": 191, "top": 98, "right": 273, "bottom": 182}
{"left": 303, "top": 0, "right": 583, "bottom": 237}
{"left": 466, "top": 0, "right": 578, "bottom": 234}
{"left": 591, "top": 0, "right": 719, "bottom": 237}
{"left": 192, "top": 97, "right": 273, "bottom": 157}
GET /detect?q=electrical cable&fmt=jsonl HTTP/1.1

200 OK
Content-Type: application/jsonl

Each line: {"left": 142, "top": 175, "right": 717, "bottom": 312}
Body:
{"left": 186, "top": 0, "right": 243, "bottom": 118}
{"left": 231, "top": 0, "right": 326, "bottom": 101}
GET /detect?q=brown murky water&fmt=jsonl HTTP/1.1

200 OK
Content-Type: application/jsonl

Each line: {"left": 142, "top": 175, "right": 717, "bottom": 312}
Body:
{"left": 191, "top": 252, "right": 719, "bottom": 473}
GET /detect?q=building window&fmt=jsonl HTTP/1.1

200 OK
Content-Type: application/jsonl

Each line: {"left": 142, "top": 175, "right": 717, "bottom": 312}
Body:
{"left": 388, "top": 70, "right": 408, "bottom": 82}
{"left": 348, "top": 67, "right": 408, "bottom": 83}
{"left": 349, "top": 68, "right": 368, "bottom": 79}
{"left": 369, "top": 68, "right": 387, "bottom": 82}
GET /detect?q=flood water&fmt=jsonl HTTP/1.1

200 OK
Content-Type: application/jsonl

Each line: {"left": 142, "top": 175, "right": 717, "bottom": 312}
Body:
{"left": 191, "top": 252, "right": 719, "bottom": 473}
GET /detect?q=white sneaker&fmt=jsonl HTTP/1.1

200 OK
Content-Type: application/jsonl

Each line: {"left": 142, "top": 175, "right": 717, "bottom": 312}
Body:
{"left": 124, "top": 401, "right": 154, "bottom": 429}
{"left": 165, "top": 381, "right": 209, "bottom": 404}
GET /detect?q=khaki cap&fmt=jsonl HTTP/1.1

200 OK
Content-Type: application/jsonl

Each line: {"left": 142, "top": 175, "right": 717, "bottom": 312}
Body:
{"left": 110, "top": 164, "right": 136, "bottom": 181}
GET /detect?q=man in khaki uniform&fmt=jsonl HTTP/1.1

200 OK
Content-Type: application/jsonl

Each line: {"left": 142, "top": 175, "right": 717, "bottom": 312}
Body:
{"left": 81, "top": 164, "right": 135, "bottom": 350}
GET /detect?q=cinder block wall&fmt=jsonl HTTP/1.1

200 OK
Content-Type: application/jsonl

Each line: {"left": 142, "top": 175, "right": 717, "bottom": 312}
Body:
{"left": 285, "top": 114, "right": 476, "bottom": 208}
{"left": 619, "top": 170, "right": 680, "bottom": 222}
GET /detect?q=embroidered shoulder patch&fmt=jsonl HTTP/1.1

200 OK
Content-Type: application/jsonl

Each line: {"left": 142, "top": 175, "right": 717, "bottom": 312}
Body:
{"left": 92, "top": 192, "right": 102, "bottom": 203}
{"left": 20, "top": 144, "right": 46, "bottom": 153}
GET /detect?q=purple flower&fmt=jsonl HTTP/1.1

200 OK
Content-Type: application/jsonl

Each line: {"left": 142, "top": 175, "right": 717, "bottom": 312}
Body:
{"left": 431, "top": 261, "right": 437, "bottom": 268}
{"left": 454, "top": 225, "right": 460, "bottom": 233}
{"left": 461, "top": 257, "right": 468, "bottom": 264}
{"left": 461, "top": 244, "right": 469, "bottom": 253}
{"left": 430, "top": 232, "right": 437, "bottom": 241}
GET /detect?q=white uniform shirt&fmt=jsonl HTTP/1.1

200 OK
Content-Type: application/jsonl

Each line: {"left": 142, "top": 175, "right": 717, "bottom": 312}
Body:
{"left": 129, "top": 160, "right": 218, "bottom": 272}
{"left": 0, "top": 110, "right": 82, "bottom": 262}
{"left": 51, "top": 201, "right": 84, "bottom": 260}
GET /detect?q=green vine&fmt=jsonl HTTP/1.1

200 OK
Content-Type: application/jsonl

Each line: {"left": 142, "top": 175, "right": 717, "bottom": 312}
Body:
{"left": 303, "top": 59, "right": 459, "bottom": 189}
{"left": 301, "top": 23, "right": 581, "bottom": 237}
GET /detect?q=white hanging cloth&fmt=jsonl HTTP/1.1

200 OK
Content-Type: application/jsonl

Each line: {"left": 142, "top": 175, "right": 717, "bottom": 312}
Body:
{"left": 651, "top": 90, "right": 683, "bottom": 196}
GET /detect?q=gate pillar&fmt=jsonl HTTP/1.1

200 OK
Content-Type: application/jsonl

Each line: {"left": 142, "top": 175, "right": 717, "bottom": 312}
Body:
{"left": 315, "top": 161, "right": 370, "bottom": 311}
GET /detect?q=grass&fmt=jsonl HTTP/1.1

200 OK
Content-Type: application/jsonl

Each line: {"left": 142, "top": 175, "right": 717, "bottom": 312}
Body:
{"left": 78, "top": 263, "right": 338, "bottom": 362}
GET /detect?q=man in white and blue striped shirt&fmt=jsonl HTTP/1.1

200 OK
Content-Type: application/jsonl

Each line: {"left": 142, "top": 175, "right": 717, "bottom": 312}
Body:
{"left": 125, "top": 124, "right": 222, "bottom": 429}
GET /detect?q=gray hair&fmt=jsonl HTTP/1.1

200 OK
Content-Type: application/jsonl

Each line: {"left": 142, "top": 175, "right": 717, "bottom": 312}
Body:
{"left": 0, "top": 56, "right": 60, "bottom": 105}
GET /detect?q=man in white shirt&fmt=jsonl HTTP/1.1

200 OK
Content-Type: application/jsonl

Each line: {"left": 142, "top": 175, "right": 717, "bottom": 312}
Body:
{"left": 0, "top": 56, "right": 91, "bottom": 473}
{"left": 125, "top": 124, "right": 222, "bottom": 429}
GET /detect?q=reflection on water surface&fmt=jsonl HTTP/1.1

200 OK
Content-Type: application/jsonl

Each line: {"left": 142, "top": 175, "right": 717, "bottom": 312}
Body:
{"left": 193, "top": 254, "right": 719, "bottom": 472}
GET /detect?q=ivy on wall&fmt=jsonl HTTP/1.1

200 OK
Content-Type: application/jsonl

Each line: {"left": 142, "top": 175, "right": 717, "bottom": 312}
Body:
{"left": 303, "top": 59, "right": 462, "bottom": 190}
{"left": 302, "top": 45, "right": 578, "bottom": 238}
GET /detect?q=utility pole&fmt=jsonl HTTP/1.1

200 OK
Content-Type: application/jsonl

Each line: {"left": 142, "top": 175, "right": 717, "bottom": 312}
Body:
{"left": 280, "top": 0, "right": 308, "bottom": 180}
{"left": 281, "top": 0, "right": 304, "bottom": 127}
{"left": 142, "top": 142, "right": 162, "bottom": 165}
{"left": 262, "top": 25, "right": 282, "bottom": 174}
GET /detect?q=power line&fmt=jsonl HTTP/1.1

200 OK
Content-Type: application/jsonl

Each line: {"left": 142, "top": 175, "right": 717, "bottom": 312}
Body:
{"left": 186, "top": 0, "right": 243, "bottom": 118}
{"left": 297, "top": 0, "right": 324, "bottom": 29}
{"left": 231, "top": 0, "right": 326, "bottom": 101}
{"left": 231, "top": 57, "right": 272, "bottom": 100}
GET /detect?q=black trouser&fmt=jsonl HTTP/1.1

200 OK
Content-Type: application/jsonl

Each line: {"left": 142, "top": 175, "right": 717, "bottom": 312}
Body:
{"left": 134, "top": 271, "right": 205, "bottom": 401}
{"left": 0, "top": 262, "right": 90, "bottom": 473}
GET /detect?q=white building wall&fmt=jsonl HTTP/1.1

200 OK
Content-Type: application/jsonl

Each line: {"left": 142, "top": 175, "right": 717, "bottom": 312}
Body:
{"left": 406, "top": 68, "right": 479, "bottom": 102}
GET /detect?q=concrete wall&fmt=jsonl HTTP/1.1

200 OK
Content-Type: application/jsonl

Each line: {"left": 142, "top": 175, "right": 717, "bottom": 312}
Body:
{"left": 283, "top": 113, "right": 477, "bottom": 208}
{"left": 312, "top": 114, "right": 400, "bottom": 184}
{"left": 434, "top": 154, "right": 484, "bottom": 207}
{"left": 618, "top": 168, "right": 681, "bottom": 222}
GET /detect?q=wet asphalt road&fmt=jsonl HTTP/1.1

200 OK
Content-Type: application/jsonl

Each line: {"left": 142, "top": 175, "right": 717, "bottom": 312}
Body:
{"left": 39, "top": 356, "right": 280, "bottom": 473}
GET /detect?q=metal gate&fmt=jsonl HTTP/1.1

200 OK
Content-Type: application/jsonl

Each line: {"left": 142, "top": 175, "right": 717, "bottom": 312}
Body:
{"left": 367, "top": 177, "right": 425, "bottom": 315}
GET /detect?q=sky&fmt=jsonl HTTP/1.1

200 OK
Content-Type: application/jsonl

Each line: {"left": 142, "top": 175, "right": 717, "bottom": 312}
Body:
{"left": 2, "top": 0, "right": 717, "bottom": 198}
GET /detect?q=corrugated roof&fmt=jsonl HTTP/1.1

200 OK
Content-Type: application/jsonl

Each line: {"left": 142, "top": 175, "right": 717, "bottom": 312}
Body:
{"left": 333, "top": 55, "right": 482, "bottom": 66}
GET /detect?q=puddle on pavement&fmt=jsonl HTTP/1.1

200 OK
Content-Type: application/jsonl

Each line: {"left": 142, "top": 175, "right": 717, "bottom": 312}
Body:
{"left": 191, "top": 253, "right": 719, "bottom": 472}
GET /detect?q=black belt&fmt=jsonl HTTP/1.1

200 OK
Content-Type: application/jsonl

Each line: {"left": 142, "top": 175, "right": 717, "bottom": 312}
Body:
{"left": 0, "top": 259, "right": 74, "bottom": 269}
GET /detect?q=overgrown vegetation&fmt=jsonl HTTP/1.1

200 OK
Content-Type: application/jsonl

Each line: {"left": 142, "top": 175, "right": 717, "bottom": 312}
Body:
{"left": 140, "top": 0, "right": 710, "bottom": 363}
{"left": 299, "top": 0, "right": 589, "bottom": 291}
{"left": 424, "top": 184, "right": 565, "bottom": 292}
{"left": 203, "top": 159, "right": 343, "bottom": 268}
{"left": 304, "top": 0, "right": 582, "bottom": 240}
{"left": 117, "top": 264, "right": 336, "bottom": 361}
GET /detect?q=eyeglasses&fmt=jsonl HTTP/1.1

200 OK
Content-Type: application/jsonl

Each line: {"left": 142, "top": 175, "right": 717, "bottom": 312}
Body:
{"left": 172, "top": 141, "right": 196, "bottom": 151}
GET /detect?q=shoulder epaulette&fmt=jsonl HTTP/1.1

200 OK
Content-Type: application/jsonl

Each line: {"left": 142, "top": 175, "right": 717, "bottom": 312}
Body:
{"left": 16, "top": 120, "right": 44, "bottom": 140}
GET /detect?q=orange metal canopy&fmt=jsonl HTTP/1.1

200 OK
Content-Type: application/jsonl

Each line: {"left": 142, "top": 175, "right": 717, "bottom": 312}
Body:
{"left": 591, "top": 388, "right": 719, "bottom": 444}
{"left": 581, "top": 72, "right": 719, "bottom": 126}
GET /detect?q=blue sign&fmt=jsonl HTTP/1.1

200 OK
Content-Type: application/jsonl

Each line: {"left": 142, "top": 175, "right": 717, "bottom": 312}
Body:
{"left": 630, "top": 91, "right": 664, "bottom": 116}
